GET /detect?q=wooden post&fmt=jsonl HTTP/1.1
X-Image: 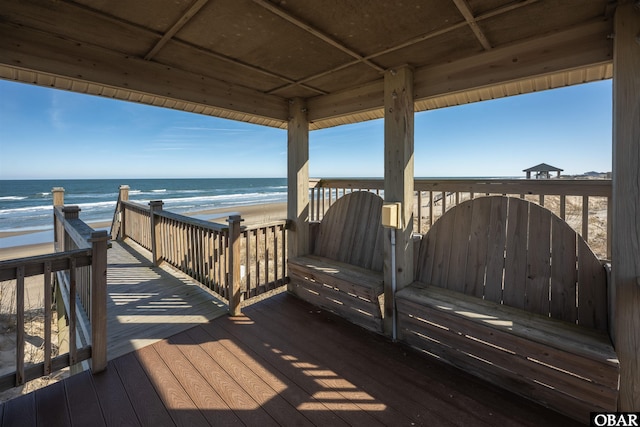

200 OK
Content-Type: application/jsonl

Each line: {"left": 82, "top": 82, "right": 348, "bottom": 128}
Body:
{"left": 383, "top": 66, "right": 414, "bottom": 336}
{"left": 612, "top": 1, "right": 640, "bottom": 411}
{"left": 149, "top": 200, "right": 164, "bottom": 266}
{"left": 89, "top": 230, "right": 108, "bottom": 373}
{"left": 118, "top": 185, "right": 130, "bottom": 240}
{"left": 287, "top": 97, "right": 310, "bottom": 286}
{"left": 16, "top": 266, "right": 25, "bottom": 385}
{"left": 52, "top": 187, "right": 65, "bottom": 206}
{"left": 62, "top": 206, "right": 80, "bottom": 252}
{"left": 62, "top": 206, "right": 80, "bottom": 219}
{"left": 52, "top": 187, "right": 65, "bottom": 250}
{"left": 227, "top": 215, "right": 244, "bottom": 316}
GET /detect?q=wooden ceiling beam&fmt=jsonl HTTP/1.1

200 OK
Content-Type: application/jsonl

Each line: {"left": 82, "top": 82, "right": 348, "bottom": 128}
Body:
{"left": 144, "top": 0, "right": 210, "bottom": 61}
{"left": 269, "top": 0, "right": 538, "bottom": 95}
{"left": 451, "top": 0, "right": 492, "bottom": 50}
{"left": 308, "top": 19, "right": 612, "bottom": 122}
{"left": 0, "top": 0, "right": 326, "bottom": 96}
{"left": 251, "top": 0, "right": 385, "bottom": 72}
{"left": 0, "top": 23, "right": 289, "bottom": 123}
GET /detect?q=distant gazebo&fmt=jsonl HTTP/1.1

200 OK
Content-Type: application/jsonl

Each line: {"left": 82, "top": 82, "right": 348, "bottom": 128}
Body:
{"left": 523, "top": 163, "right": 563, "bottom": 179}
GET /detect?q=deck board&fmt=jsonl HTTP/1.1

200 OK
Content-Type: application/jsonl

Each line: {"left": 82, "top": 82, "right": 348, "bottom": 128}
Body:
{"left": 34, "top": 381, "right": 70, "bottom": 427}
{"left": 111, "top": 353, "right": 174, "bottom": 426}
{"left": 1, "top": 252, "right": 584, "bottom": 426}
{"left": 106, "top": 240, "right": 227, "bottom": 360}
{"left": 63, "top": 371, "right": 105, "bottom": 427}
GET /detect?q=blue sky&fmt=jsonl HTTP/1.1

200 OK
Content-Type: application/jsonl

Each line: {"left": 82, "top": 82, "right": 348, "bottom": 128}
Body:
{"left": 0, "top": 79, "right": 612, "bottom": 179}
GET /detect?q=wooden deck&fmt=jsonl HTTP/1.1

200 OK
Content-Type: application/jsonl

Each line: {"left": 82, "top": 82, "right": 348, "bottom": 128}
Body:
{"left": 1, "top": 290, "right": 581, "bottom": 426}
{"left": 105, "top": 240, "right": 227, "bottom": 360}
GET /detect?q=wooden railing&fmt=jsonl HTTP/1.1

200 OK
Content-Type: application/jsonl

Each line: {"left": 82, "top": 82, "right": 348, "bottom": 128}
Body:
{"left": 113, "top": 196, "right": 288, "bottom": 315}
{"left": 0, "top": 201, "right": 107, "bottom": 392}
{"left": 310, "top": 178, "right": 612, "bottom": 259}
{"left": 118, "top": 201, "right": 152, "bottom": 251}
{"left": 109, "top": 185, "right": 128, "bottom": 241}
{"left": 53, "top": 205, "right": 108, "bottom": 374}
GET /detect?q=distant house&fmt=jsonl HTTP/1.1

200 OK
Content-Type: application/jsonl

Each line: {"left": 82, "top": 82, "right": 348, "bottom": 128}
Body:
{"left": 523, "top": 163, "right": 563, "bottom": 179}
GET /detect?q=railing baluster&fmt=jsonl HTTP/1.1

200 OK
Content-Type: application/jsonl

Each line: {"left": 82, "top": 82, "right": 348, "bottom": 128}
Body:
{"left": 417, "top": 191, "right": 423, "bottom": 233}
{"left": 280, "top": 225, "right": 289, "bottom": 286}
{"left": 242, "top": 231, "right": 253, "bottom": 297}
{"left": 256, "top": 228, "right": 261, "bottom": 287}
{"left": 429, "top": 191, "right": 434, "bottom": 227}
{"left": 264, "top": 227, "right": 270, "bottom": 285}
{"left": 69, "top": 258, "right": 77, "bottom": 366}
{"left": 16, "top": 265, "right": 25, "bottom": 386}
{"left": 273, "top": 225, "right": 278, "bottom": 290}
{"left": 309, "top": 178, "right": 611, "bottom": 259}
{"left": 582, "top": 195, "right": 589, "bottom": 241}
{"left": 44, "top": 261, "right": 52, "bottom": 375}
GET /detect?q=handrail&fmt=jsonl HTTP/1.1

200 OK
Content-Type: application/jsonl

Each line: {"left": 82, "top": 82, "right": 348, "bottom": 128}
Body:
{"left": 0, "top": 188, "right": 108, "bottom": 392}
{"left": 120, "top": 200, "right": 152, "bottom": 250}
{"left": 53, "top": 199, "right": 108, "bottom": 375}
{"left": 0, "top": 242, "right": 106, "bottom": 391}
{"left": 310, "top": 178, "right": 612, "bottom": 259}
{"left": 54, "top": 206, "right": 96, "bottom": 250}
{"left": 110, "top": 191, "right": 123, "bottom": 240}
{"left": 112, "top": 193, "right": 289, "bottom": 315}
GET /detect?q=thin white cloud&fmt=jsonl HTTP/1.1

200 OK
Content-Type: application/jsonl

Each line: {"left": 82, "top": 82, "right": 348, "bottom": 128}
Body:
{"left": 48, "top": 92, "right": 67, "bottom": 130}
{"left": 172, "top": 126, "right": 251, "bottom": 132}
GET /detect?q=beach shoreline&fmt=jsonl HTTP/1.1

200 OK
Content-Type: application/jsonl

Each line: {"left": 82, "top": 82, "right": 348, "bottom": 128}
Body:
{"left": 0, "top": 201, "right": 287, "bottom": 260}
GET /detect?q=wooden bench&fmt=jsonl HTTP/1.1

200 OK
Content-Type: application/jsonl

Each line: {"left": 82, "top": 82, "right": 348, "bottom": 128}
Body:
{"left": 396, "top": 196, "right": 619, "bottom": 422}
{"left": 289, "top": 191, "right": 385, "bottom": 333}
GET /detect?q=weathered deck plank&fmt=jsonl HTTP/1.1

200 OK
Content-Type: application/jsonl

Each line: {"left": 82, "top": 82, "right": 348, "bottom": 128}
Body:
{"left": 1, "top": 292, "right": 582, "bottom": 427}
{"left": 111, "top": 353, "right": 174, "bottom": 426}
{"left": 63, "top": 371, "right": 105, "bottom": 427}
{"left": 106, "top": 239, "right": 227, "bottom": 360}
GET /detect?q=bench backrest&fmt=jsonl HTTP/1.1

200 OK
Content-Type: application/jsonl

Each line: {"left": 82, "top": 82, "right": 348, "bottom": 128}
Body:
{"left": 416, "top": 196, "right": 607, "bottom": 332}
{"left": 314, "top": 191, "right": 385, "bottom": 272}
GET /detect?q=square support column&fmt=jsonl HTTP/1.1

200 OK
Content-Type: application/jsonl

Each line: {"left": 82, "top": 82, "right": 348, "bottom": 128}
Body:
{"left": 383, "top": 66, "right": 414, "bottom": 336}
{"left": 287, "top": 98, "right": 310, "bottom": 284}
{"left": 612, "top": 1, "right": 640, "bottom": 411}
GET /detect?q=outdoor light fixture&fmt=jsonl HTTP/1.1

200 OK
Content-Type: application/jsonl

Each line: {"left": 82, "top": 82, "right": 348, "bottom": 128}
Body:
{"left": 382, "top": 202, "right": 403, "bottom": 341}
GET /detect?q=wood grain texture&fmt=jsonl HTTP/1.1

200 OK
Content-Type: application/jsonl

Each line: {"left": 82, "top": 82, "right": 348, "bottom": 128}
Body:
{"left": 503, "top": 197, "right": 528, "bottom": 309}
{"left": 63, "top": 371, "right": 105, "bottom": 427}
{"left": 403, "top": 195, "right": 617, "bottom": 421}
{"left": 313, "top": 191, "right": 384, "bottom": 271}
{"left": 551, "top": 215, "right": 578, "bottom": 323}
{"left": 34, "top": 380, "right": 71, "bottom": 427}
{"left": 525, "top": 203, "right": 551, "bottom": 316}
{"left": 612, "top": 1, "right": 640, "bottom": 411}
{"left": 136, "top": 345, "right": 211, "bottom": 427}
{"left": 111, "top": 353, "right": 174, "bottom": 426}
{"left": 482, "top": 197, "right": 508, "bottom": 303}
{"left": 1, "top": 292, "right": 583, "bottom": 427}
{"left": 397, "top": 285, "right": 619, "bottom": 421}
{"left": 464, "top": 197, "right": 492, "bottom": 297}
{"left": 106, "top": 240, "right": 227, "bottom": 360}
{"left": 290, "top": 190, "right": 385, "bottom": 332}
{"left": 417, "top": 196, "right": 607, "bottom": 325}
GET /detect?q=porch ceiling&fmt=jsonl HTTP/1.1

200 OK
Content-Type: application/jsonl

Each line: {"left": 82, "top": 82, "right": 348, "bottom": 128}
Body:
{"left": 0, "top": 0, "right": 614, "bottom": 130}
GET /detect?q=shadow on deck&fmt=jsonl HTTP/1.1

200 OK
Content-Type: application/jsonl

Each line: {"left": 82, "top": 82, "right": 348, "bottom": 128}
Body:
{"left": 1, "top": 288, "right": 580, "bottom": 425}
{"left": 105, "top": 240, "right": 228, "bottom": 360}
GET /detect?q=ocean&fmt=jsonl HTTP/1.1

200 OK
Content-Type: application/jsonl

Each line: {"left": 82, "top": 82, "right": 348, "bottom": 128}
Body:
{"left": 0, "top": 178, "right": 287, "bottom": 248}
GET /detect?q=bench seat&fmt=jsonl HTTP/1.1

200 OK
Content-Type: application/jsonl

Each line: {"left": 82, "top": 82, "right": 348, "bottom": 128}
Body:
{"left": 397, "top": 196, "right": 619, "bottom": 422}
{"left": 289, "top": 254, "right": 384, "bottom": 332}
{"left": 397, "top": 280, "right": 619, "bottom": 421}
{"left": 288, "top": 190, "right": 385, "bottom": 333}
